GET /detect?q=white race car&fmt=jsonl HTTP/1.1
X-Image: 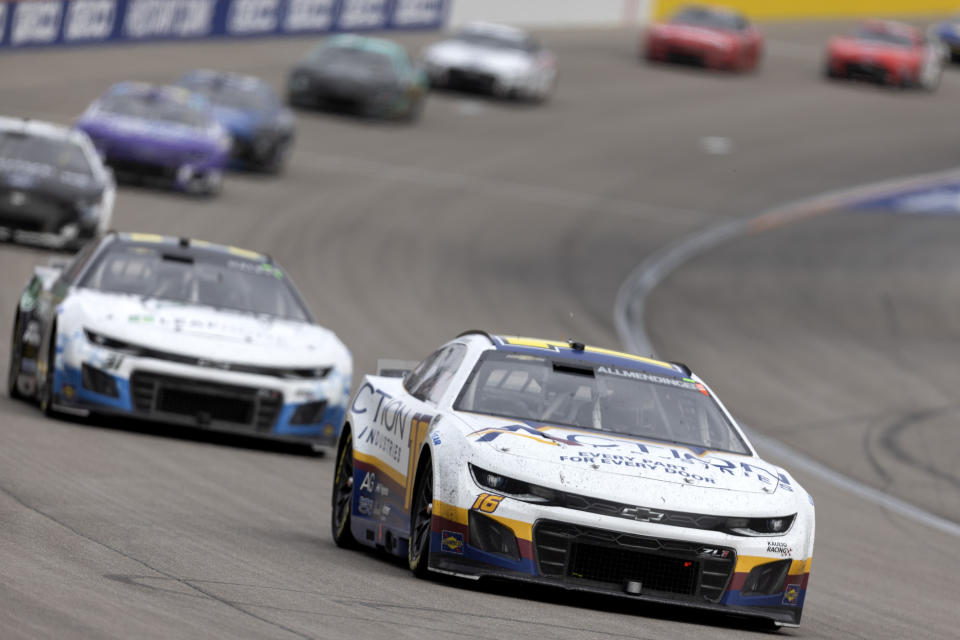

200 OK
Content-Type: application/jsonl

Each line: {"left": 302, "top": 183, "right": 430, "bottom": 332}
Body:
{"left": 422, "top": 22, "right": 557, "bottom": 101}
{"left": 7, "top": 232, "right": 352, "bottom": 449}
{"left": 332, "top": 333, "right": 814, "bottom": 628}
{"left": 0, "top": 116, "right": 115, "bottom": 250}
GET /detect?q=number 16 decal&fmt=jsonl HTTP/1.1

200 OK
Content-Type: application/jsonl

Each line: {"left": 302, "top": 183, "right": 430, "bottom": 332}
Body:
{"left": 472, "top": 493, "right": 503, "bottom": 513}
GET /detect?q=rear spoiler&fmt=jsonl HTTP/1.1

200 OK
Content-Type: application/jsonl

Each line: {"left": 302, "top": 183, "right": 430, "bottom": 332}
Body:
{"left": 376, "top": 359, "right": 418, "bottom": 378}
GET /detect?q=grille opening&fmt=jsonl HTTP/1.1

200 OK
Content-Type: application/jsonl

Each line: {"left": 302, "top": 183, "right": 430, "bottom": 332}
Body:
{"left": 81, "top": 363, "right": 119, "bottom": 398}
{"left": 158, "top": 387, "right": 253, "bottom": 424}
{"left": 569, "top": 543, "right": 699, "bottom": 596}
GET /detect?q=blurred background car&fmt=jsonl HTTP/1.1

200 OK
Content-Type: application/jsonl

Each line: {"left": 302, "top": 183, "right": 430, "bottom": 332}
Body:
{"left": 929, "top": 15, "right": 960, "bottom": 62}
{"left": 287, "top": 34, "right": 427, "bottom": 121}
{"left": 8, "top": 232, "right": 353, "bottom": 450}
{"left": 422, "top": 22, "right": 558, "bottom": 101}
{"left": 177, "top": 70, "right": 295, "bottom": 174}
{"left": 76, "top": 83, "right": 231, "bottom": 196}
{"left": 0, "top": 117, "right": 114, "bottom": 251}
{"left": 825, "top": 20, "right": 943, "bottom": 90}
{"left": 644, "top": 4, "right": 763, "bottom": 72}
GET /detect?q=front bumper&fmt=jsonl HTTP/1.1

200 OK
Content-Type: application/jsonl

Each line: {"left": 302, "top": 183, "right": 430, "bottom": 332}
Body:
{"left": 49, "top": 337, "right": 348, "bottom": 446}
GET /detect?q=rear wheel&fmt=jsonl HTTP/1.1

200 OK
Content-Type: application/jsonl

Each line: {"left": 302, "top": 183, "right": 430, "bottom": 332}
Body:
{"left": 7, "top": 310, "right": 25, "bottom": 400}
{"left": 331, "top": 430, "right": 358, "bottom": 548}
{"left": 408, "top": 455, "right": 433, "bottom": 578}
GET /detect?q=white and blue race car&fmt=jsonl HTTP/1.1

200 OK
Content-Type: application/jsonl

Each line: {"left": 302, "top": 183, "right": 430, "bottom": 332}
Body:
{"left": 7, "top": 232, "right": 352, "bottom": 449}
{"left": 332, "top": 333, "right": 815, "bottom": 627}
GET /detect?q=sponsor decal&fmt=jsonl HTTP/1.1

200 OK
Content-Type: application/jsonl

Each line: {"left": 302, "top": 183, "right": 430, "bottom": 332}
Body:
{"left": 440, "top": 530, "right": 463, "bottom": 554}
{"left": 782, "top": 584, "right": 800, "bottom": 605}
{"left": 124, "top": 0, "right": 216, "bottom": 40}
{"left": 357, "top": 495, "right": 374, "bottom": 516}
{"left": 227, "top": 0, "right": 279, "bottom": 35}
{"left": 469, "top": 424, "right": 793, "bottom": 490}
{"left": 336, "top": 0, "right": 387, "bottom": 30}
{"left": 767, "top": 541, "right": 792, "bottom": 557}
{"left": 597, "top": 365, "right": 699, "bottom": 390}
{"left": 431, "top": 432, "right": 441, "bottom": 446}
{"left": 359, "top": 471, "right": 376, "bottom": 494}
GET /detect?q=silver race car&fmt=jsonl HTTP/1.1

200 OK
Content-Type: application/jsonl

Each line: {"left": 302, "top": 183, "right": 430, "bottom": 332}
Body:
{"left": 422, "top": 22, "right": 558, "bottom": 101}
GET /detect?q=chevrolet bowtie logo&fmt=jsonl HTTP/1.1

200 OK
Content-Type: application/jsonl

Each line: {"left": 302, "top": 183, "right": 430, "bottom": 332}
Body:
{"left": 620, "top": 506, "right": 665, "bottom": 522}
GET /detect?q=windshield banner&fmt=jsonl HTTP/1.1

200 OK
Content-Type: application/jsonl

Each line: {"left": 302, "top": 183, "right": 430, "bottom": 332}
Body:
{"left": 0, "top": 0, "right": 448, "bottom": 49}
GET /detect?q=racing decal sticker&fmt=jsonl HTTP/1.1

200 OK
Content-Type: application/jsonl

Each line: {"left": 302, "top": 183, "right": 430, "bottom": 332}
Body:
{"left": 782, "top": 584, "right": 800, "bottom": 606}
{"left": 597, "top": 365, "right": 699, "bottom": 391}
{"left": 767, "top": 541, "right": 793, "bottom": 557}
{"left": 440, "top": 530, "right": 464, "bottom": 554}
{"left": 471, "top": 493, "right": 503, "bottom": 514}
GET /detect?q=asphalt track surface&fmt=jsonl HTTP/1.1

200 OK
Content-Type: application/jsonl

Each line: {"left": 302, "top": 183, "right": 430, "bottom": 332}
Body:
{"left": 2, "top": 22, "right": 959, "bottom": 639}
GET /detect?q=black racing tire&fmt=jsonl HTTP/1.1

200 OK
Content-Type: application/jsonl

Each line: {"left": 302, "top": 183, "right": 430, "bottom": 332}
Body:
{"left": 331, "top": 429, "right": 359, "bottom": 549}
{"left": 408, "top": 454, "right": 434, "bottom": 578}
{"left": 39, "top": 323, "right": 58, "bottom": 417}
{"left": 7, "top": 309, "right": 25, "bottom": 401}
{"left": 261, "top": 137, "right": 293, "bottom": 174}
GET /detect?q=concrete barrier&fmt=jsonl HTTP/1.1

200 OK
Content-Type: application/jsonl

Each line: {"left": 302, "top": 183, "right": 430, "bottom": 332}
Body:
{"left": 652, "top": 1, "right": 957, "bottom": 21}
{"left": 447, "top": 0, "right": 651, "bottom": 28}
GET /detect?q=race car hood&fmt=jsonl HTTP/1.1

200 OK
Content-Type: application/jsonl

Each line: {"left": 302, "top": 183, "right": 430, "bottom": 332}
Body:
{"left": 64, "top": 288, "right": 349, "bottom": 369}
{"left": 456, "top": 413, "right": 790, "bottom": 499}
{"left": 77, "top": 111, "right": 224, "bottom": 151}
{"left": 652, "top": 24, "right": 739, "bottom": 47}
{"left": 426, "top": 40, "right": 534, "bottom": 75}
{"left": 829, "top": 36, "right": 919, "bottom": 62}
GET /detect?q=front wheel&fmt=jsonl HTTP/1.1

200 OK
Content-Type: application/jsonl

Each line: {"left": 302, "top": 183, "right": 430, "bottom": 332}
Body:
{"left": 331, "top": 430, "right": 358, "bottom": 548}
{"left": 408, "top": 456, "right": 433, "bottom": 578}
{"left": 38, "top": 325, "right": 58, "bottom": 417}
{"left": 7, "top": 310, "right": 25, "bottom": 400}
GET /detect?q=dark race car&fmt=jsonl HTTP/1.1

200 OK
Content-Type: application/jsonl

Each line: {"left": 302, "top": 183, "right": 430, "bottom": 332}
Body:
{"left": 177, "top": 70, "right": 295, "bottom": 173}
{"left": 287, "top": 34, "right": 428, "bottom": 121}
{"left": 0, "top": 117, "right": 115, "bottom": 251}
{"left": 76, "top": 83, "right": 231, "bottom": 195}
{"left": 644, "top": 5, "right": 763, "bottom": 72}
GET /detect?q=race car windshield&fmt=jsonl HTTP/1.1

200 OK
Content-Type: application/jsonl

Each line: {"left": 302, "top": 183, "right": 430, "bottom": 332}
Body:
{"left": 79, "top": 244, "right": 312, "bottom": 322}
{"left": 671, "top": 8, "right": 747, "bottom": 31}
{"left": 0, "top": 132, "right": 92, "bottom": 176}
{"left": 455, "top": 352, "right": 750, "bottom": 454}
{"left": 854, "top": 28, "right": 914, "bottom": 48}
{"left": 182, "top": 83, "right": 274, "bottom": 112}
{"left": 455, "top": 31, "right": 535, "bottom": 52}
{"left": 98, "top": 94, "right": 211, "bottom": 128}
{"left": 311, "top": 46, "right": 397, "bottom": 77}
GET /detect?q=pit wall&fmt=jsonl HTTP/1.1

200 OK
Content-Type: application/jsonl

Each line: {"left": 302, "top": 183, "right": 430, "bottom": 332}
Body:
{"left": 651, "top": 0, "right": 958, "bottom": 20}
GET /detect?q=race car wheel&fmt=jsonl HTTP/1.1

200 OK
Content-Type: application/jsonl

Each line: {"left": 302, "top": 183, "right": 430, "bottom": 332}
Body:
{"left": 7, "top": 310, "right": 25, "bottom": 400}
{"left": 408, "top": 455, "right": 433, "bottom": 578}
{"left": 39, "top": 324, "right": 58, "bottom": 417}
{"left": 331, "top": 429, "right": 359, "bottom": 549}
{"left": 262, "top": 138, "right": 292, "bottom": 174}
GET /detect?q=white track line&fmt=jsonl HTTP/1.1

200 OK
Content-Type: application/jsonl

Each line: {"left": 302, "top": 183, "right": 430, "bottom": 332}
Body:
{"left": 613, "top": 166, "right": 960, "bottom": 539}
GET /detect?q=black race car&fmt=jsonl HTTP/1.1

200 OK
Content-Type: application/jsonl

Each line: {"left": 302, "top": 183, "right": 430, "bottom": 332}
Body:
{"left": 177, "top": 70, "right": 295, "bottom": 173}
{"left": 0, "top": 117, "right": 115, "bottom": 250}
{"left": 287, "top": 34, "right": 428, "bottom": 120}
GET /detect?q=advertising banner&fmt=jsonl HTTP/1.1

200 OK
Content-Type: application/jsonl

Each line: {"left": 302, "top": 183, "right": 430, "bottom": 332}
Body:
{"left": 0, "top": 0, "right": 448, "bottom": 49}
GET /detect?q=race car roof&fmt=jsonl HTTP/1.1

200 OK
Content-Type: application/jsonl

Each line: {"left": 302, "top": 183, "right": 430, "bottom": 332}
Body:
{"left": 324, "top": 34, "right": 408, "bottom": 60}
{"left": 114, "top": 232, "right": 267, "bottom": 262}
{"left": 489, "top": 335, "right": 687, "bottom": 378}
{"left": 0, "top": 116, "right": 88, "bottom": 145}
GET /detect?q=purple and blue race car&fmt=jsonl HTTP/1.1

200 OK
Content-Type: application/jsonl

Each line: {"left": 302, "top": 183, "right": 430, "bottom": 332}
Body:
{"left": 76, "top": 83, "right": 232, "bottom": 196}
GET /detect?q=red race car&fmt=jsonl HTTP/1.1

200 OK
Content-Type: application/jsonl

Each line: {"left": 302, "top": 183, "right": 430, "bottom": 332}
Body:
{"left": 825, "top": 20, "right": 943, "bottom": 90}
{"left": 644, "top": 5, "right": 763, "bottom": 72}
